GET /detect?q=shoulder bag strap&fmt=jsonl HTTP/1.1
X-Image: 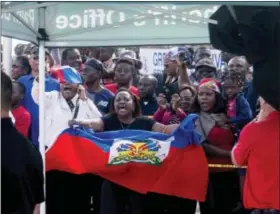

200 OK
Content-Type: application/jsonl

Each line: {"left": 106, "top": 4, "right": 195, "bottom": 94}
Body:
{"left": 198, "top": 117, "right": 208, "bottom": 141}
{"left": 72, "top": 98, "right": 80, "bottom": 120}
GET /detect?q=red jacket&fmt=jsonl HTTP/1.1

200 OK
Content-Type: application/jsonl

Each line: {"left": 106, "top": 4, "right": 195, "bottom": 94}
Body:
{"left": 153, "top": 107, "right": 186, "bottom": 125}
{"left": 11, "top": 106, "right": 31, "bottom": 138}
{"left": 105, "top": 83, "right": 138, "bottom": 97}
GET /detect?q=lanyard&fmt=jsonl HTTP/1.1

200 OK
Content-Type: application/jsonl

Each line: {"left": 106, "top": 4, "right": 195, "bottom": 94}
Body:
{"left": 72, "top": 98, "right": 80, "bottom": 120}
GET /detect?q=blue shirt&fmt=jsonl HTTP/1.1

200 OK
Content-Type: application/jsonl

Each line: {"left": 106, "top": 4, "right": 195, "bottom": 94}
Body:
{"left": 86, "top": 88, "right": 113, "bottom": 115}
{"left": 18, "top": 74, "right": 60, "bottom": 149}
{"left": 139, "top": 96, "right": 159, "bottom": 116}
{"left": 243, "top": 80, "right": 258, "bottom": 117}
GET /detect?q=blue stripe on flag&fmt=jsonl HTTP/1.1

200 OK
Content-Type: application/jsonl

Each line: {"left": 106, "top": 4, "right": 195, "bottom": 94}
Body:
{"left": 61, "top": 114, "right": 201, "bottom": 152}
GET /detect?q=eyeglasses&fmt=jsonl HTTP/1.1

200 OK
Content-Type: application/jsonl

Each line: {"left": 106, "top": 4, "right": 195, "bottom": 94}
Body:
{"left": 32, "top": 55, "right": 47, "bottom": 61}
{"left": 12, "top": 64, "right": 24, "bottom": 69}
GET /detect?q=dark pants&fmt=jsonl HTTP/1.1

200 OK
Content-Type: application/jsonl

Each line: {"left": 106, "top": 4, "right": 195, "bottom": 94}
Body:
{"left": 200, "top": 170, "right": 241, "bottom": 214}
{"left": 46, "top": 171, "right": 102, "bottom": 214}
{"left": 144, "top": 193, "right": 197, "bottom": 214}
{"left": 100, "top": 180, "right": 197, "bottom": 214}
{"left": 100, "top": 180, "right": 143, "bottom": 214}
{"left": 251, "top": 210, "right": 280, "bottom": 214}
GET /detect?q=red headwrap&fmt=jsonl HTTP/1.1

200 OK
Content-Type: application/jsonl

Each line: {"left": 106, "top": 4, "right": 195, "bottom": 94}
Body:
{"left": 198, "top": 78, "right": 221, "bottom": 94}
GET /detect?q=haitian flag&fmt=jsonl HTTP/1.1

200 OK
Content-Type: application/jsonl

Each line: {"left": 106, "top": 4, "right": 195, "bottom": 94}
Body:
{"left": 46, "top": 114, "right": 209, "bottom": 201}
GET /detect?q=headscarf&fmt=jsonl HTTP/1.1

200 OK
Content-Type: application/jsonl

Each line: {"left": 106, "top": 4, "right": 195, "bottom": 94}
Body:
{"left": 198, "top": 78, "right": 221, "bottom": 94}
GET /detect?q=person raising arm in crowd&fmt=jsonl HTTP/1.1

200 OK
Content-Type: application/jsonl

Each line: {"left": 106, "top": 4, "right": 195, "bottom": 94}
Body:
{"left": 31, "top": 66, "right": 102, "bottom": 214}
{"left": 153, "top": 89, "right": 187, "bottom": 125}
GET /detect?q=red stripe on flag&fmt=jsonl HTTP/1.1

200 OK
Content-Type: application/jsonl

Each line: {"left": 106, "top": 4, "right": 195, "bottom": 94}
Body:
{"left": 46, "top": 133, "right": 208, "bottom": 201}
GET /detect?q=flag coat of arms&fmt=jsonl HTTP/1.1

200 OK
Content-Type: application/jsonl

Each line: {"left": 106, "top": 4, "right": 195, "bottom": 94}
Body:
{"left": 46, "top": 114, "right": 209, "bottom": 201}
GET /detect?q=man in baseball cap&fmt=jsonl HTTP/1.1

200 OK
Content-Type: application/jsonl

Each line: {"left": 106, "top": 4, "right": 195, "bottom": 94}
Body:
{"left": 194, "top": 58, "right": 217, "bottom": 83}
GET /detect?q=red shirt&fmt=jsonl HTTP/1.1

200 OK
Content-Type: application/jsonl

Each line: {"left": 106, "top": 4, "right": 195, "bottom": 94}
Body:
{"left": 227, "top": 98, "right": 236, "bottom": 118}
{"left": 233, "top": 111, "right": 280, "bottom": 210}
{"left": 11, "top": 106, "right": 31, "bottom": 138}
{"left": 208, "top": 126, "right": 235, "bottom": 172}
{"left": 105, "top": 83, "right": 138, "bottom": 97}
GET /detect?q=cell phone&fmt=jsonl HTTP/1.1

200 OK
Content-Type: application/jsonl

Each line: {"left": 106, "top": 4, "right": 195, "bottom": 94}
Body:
{"left": 178, "top": 52, "right": 190, "bottom": 66}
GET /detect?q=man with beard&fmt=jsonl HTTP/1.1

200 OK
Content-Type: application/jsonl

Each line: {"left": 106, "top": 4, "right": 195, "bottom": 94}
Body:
{"left": 31, "top": 66, "right": 102, "bottom": 214}
{"left": 82, "top": 58, "right": 114, "bottom": 114}
{"left": 61, "top": 48, "right": 83, "bottom": 72}
{"left": 138, "top": 75, "right": 159, "bottom": 116}
{"left": 228, "top": 56, "right": 258, "bottom": 117}
{"left": 18, "top": 46, "right": 60, "bottom": 148}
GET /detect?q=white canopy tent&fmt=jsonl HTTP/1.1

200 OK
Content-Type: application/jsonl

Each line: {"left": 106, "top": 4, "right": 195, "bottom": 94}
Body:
{"left": 1, "top": 2, "right": 278, "bottom": 213}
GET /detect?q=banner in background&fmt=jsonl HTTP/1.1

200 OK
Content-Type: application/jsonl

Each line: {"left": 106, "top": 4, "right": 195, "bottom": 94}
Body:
{"left": 139, "top": 48, "right": 223, "bottom": 75}
{"left": 211, "top": 49, "right": 222, "bottom": 70}
{"left": 139, "top": 48, "right": 169, "bottom": 75}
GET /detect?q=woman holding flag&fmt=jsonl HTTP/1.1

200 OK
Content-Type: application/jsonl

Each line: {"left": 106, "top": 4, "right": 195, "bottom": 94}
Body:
{"left": 69, "top": 88, "right": 206, "bottom": 214}
{"left": 194, "top": 78, "right": 241, "bottom": 214}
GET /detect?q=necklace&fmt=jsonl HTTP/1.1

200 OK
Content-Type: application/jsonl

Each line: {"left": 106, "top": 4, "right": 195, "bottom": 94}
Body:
{"left": 119, "top": 118, "right": 134, "bottom": 130}
{"left": 119, "top": 121, "right": 132, "bottom": 130}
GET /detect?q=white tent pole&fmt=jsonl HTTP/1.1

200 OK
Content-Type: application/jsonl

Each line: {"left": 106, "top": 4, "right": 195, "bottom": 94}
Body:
{"left": 38, "top": 40, "right": 46, "bottom": 214}
{"left": 2, "top": 37, "right": 12, "bottom": 76}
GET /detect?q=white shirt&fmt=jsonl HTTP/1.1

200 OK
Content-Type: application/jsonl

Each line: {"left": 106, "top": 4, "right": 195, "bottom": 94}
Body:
{"left": 31, "top": 81, "right": 102, "bottom": 148}
{"left": 9, "top": 111, "right": 15, "bottom": 124}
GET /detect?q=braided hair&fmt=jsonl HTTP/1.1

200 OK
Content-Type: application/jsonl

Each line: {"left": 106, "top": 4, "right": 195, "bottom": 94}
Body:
{"left": 223, "top": 71, "right": 246, "bottom": 88}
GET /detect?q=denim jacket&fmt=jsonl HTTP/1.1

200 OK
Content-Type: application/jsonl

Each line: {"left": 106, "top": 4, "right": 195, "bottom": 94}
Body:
{"left": 229, "top": 93, "right": 253, "bottom": 132}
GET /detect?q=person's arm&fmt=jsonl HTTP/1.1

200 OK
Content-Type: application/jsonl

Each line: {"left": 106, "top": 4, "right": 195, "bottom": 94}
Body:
{"left": 230, "top": 96, "right": 253, "bottom": 125}
{"left": 33, "top": 204, "right": 40, "bottom": 214}
{"left": 85, "top": 99, "right": 102, "bottom": 118}
{"left": 31, "top": 79, "right": 58, "bottom": 109}
{"left": 176, "top": 108, "right": 187, "bottom": 121}
{"left": 77, "top": 85, "right": 102, "bottom": 118}
{"left": 202, "top": 143, "right": 231, "bottom": 157}
{"left": 69, "top": 118, "right": 104, "bottom": 132}
{"left": 176, "top": 57, "right": 191, "bottom": 89}
{"left": 152, "top": 122, "right": 179, "bottom": 134}
{"left": 26, "top": 140, "right": 45, "bottom": 211}
{"left": 231, "top": 123, "right": 255, "bottom": 166}
{"left": 194, "top": 118, "right": 231, "bottom": 157}
{"left": 153, "top": 107, "right": 166, "bottom": 123}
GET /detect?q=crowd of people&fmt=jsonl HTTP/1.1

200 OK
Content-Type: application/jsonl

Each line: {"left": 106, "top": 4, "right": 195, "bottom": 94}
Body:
{"left": 1, "top": 42, "right": 279, "bottom": 214}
